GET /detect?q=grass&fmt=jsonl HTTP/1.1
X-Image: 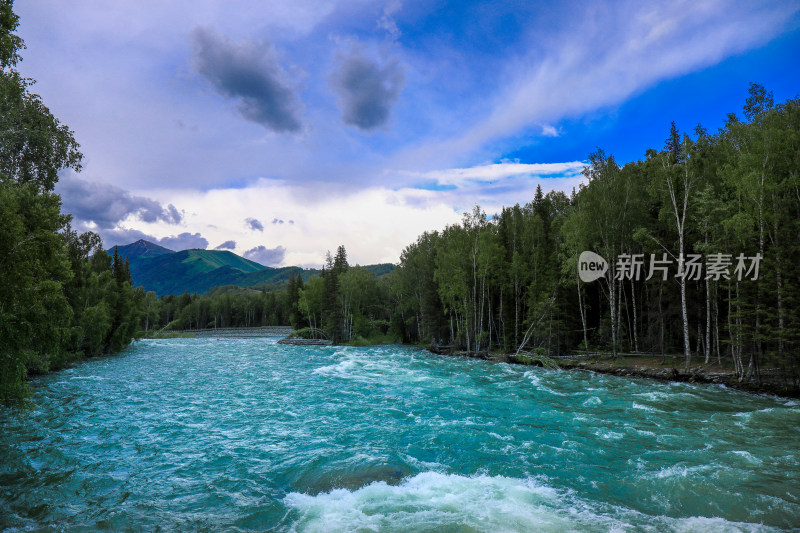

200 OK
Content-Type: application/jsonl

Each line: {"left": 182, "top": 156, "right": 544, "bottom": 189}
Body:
{"left": 139, "top": 331, "right": 194, "bottom": 339}
{"left": 346, "top": 333, "right": 401, "bottom": 346}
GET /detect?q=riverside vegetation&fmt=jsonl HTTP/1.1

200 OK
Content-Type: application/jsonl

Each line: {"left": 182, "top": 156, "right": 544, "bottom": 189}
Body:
{"left": 2, "top": 0, "right": 799, "bottom": 402}
{"left": 143, "top": 86, "right": 800, "bottom": 394}
{"left": 0, "top": 2, "right": 141, "bottom": 403}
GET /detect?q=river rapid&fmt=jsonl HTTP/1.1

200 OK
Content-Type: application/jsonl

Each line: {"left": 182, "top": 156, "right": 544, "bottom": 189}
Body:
{"left": 1, "top": 338, "right": 798, "bottom": 531}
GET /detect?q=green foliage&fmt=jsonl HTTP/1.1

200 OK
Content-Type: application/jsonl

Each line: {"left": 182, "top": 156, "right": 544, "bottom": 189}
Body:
{"left": 109, "top": 240, "right": 395, "bottom": 297}
{"left": 379, "top": 86, "right": 800, "bottom": 387}
{"left": 0, "top": 2, "right": 141, "bottom": 404}
{"left": 0, "top": 71, "right": 82, "bottom": 192}
{"left": 141, "top": 286, "right": 294, "bottom": 331}
{"left": 347, "top": 333, "right": 399, "bottom": 346}
{"left": 0, "top": 0, "right": 23, "bottom": 69}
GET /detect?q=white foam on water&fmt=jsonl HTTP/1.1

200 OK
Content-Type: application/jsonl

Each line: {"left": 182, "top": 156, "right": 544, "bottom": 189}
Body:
{"left": 730, "top": 450, "right": 763, "bottom": 465}
{"left": 521, "top": 371, "right": 568, "bottom": 397}
{"left": 400, "top": 454, "right": 444, "bottom": 472}
{"left": 284, "top": 471, "right": 777, "bottom": 532}
{"left": 653, "top": 465, "right": 690, "bottom": 479}
{"left": 522, "top": 371, "right": 541, "bottom": 386}
{"left": 665, "top": 516, "right": 780, "bottom": 532}
{"left": 582, "top": 396, "right": 602, "bottom": 407}
{"left": 595, "top": 429, "right": 624, "bottom": 440}
{"left": 633, "top": 390, "right": 674, "bottom": 402}
{"left": 312, "top": 352, "right": 433, "bottom": 387}
{"left": 497, "top": 362, "right": 522, "bottom": 375}
{"left": 284, "top": 471, "right": 577, "bottom": 532}
{"left": 650, "top": 464, "right": 715, "bottom": 480}
{"left": 312, "top": 357, "right": 359, "bottom": 377}
{"left": 632, "top": 402, "right": 658, "bottom": 412}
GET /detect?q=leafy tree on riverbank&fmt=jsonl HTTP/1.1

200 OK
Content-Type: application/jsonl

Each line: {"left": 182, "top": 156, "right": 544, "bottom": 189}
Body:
{"left": 118, "top": 81, "right": 799, "bottom": 392}
{"left": 0, "top": 1, "right": 142, "bottom": 404}
{"left": 386, "top": 85, "right": 800, "bottom": 387}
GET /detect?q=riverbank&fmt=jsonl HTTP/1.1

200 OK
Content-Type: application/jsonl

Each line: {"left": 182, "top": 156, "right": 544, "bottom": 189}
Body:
{"left": 431, "top": 348, "right": 800, "bottom": 399}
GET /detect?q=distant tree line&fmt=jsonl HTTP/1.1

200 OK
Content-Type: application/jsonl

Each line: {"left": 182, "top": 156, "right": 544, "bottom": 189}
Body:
{"left": 143, "top": 251, "right": 396, "bottom": 346}
{"left": 141, "top": 85, "right": 800, "bottom": 388}
{"left": 387, "top": 85, "right": 799, "bottom": 385}
{"left": 1, "top": 1, "right": 142, "bottom": 404}
{"left": 141, "top": 285, "right": 292, "bottom": 332}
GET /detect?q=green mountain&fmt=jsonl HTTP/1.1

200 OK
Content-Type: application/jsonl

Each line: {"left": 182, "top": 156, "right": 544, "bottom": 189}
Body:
{"left": 111, "top": 239, "right": 173, "bottom": 261}
{"left": 109, "top": 240, "right": 394, "bottom": 296}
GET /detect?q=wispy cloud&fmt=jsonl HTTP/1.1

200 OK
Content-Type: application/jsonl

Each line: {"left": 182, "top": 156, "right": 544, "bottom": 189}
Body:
{"left": 244, "top": 245, "right": 286, "bottom": 266}
{"left": 377, "top": 1, "right": 402, "bottom": 41}
{"left": 405, "top": 161, "right": 585, "bottom": 188}
{"left": 245, "top": 217, "right": 264, "bottom": 231}
{"left": 130, "top": 165, "right": 588, "bottom": 267}
{"left": 16, "top": 0, "right": 800, "bottom": 265}
{"left": 429, "top": 0, "right": 798, "bottom": 157}
{"left": 159, "top": 232, "right": 209, "bottom": 250}
{"left": 215, "top": 240, "right": 237, "bottom": 250}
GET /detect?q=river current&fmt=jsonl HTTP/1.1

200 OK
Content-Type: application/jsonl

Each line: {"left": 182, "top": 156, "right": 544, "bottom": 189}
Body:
{"left": 1, "top": 338, "right": 798, "bottom": 531}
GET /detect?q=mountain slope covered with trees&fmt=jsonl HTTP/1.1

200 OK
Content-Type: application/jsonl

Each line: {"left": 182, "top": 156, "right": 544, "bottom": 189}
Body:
{"left": 110, "top": 239, "right": 394, "bottom": 296}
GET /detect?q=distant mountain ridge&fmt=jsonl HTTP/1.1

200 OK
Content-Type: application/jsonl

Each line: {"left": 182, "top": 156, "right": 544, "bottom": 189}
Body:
{"left": 111, "top": 239, "right": 174, "bottom": 259}
{"left": 108, "top": 239, "right": 394, "bottom": 296}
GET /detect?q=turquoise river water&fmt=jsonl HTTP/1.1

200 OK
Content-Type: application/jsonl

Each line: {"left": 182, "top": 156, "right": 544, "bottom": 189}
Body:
{"left": 1, "top": 338, "right": 799, "bottom": 531}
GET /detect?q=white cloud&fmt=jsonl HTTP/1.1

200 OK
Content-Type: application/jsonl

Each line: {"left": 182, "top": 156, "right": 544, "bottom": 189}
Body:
{"left": 15, "top": 0, "right": 797, "bottom": 197}
{"left": 244, "top": 245, "right": 286, "bottom": 266}
{"left": 394, "top": 0, "right": 798, "bottom": 166}
{"left": 540, "top": 124, "right": 559, "bottom": 137}
{"left": 150, "top": 180, "right": 462, "bottom": 266}
{"left": 405, "top": 161, "right": 585, "bottom": 187}
{"left": 14, "top": 0, "right": 797, "bottom": 267}
{"left": 113, "top": 161, "right": 585, "bottom": 266}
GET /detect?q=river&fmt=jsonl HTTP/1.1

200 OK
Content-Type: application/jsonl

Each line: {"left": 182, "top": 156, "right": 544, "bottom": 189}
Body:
{"left": 1, "top": 338, "right": 798, "bottom": 531}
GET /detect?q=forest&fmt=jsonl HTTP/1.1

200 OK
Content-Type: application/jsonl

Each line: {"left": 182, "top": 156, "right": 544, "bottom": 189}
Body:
{"left": 2, "top": 0, "right": 798, "bottom": 403}
{"left": 145, "top": 83, "right": 799, "bottom": 389}
{"left": 388, "top": 86, "right": 799, "bottom": 385}
{"left": 0, "top": 3, "right": 141, "bottom": 403}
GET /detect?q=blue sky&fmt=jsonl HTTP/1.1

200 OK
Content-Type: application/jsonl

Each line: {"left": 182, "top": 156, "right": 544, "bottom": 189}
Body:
{"left": 14, "top": 0, "right": 800, "bottom": 267}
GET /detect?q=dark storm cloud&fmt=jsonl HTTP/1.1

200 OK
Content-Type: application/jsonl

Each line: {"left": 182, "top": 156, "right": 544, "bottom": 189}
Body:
{"left": 215, "top": 240, "right": 237, "bottom": 250}
{"left": 330, "top": 48, "right": 404, "bottom": 131}
{"left": 192, "top": 27, "right": 302, "bottom": 133}
{"left": 245, "top": 217, "right": 264, "bottom": 231}
{"left": 56, "top": 175, "right": 182, "bottom": 229}
{"left": 243, "top": 245, "right": 286, "bottom": 266}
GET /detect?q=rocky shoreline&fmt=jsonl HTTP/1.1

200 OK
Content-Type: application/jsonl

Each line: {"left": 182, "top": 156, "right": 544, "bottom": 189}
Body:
{"left": 554, "top": 358, "right": 799, "bottom": 398}
{"left": 429, "top": 348, "right": 800, "bottom": 399}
